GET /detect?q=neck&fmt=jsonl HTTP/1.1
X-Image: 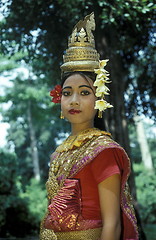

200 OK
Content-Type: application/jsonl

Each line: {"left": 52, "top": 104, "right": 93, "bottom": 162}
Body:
{"left": 71, "top": 121, "right": 94, "bottom": 136}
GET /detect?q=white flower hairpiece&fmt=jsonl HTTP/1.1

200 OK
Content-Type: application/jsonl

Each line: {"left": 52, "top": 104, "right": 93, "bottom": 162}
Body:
{"left": 94, "top": 60, "right": 113, "bottom": 118}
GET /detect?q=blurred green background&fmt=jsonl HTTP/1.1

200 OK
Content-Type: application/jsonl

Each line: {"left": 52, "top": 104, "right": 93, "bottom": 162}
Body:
{"left": 0, "top": 0, "right": 155, "bottom": 239}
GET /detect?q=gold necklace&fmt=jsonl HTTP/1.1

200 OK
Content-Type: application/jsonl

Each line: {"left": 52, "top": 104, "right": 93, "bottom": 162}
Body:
{"left": 56, "top": 128, "right": 111, "bottom": 152}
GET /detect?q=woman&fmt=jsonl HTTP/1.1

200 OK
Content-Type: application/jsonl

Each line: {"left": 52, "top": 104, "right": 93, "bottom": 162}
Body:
{"left": 40, "top": 13, "right": 138, "bottom": 240}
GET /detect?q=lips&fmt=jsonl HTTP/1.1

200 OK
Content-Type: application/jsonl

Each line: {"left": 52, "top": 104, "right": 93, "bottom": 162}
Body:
{"left": 68, "top": 109, "right": 82, "bottom": 114}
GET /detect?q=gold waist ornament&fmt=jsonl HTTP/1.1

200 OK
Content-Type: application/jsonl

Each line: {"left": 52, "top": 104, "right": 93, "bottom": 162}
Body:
{"left": 40, "top": 227, "right": 102, "bottom": 240}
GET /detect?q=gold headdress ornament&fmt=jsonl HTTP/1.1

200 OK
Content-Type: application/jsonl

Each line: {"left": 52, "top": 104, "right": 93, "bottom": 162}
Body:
{"left": 59, "top": 13, "right": 113, "bottom": 117}
{"left": 61, "top": 13, "right": 100, "bottom": 72}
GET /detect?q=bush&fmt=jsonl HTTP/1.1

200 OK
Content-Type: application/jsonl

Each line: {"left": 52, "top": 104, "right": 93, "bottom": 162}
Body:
{"left": 0, "top": 149, "right": 31, "bottom": 237}
{"left": 20, "top": 178, "right": 47, "bottom": 226}
{"left": 134, "top": 164, "right": 156, "bottom": 224}
{"left": 0, "top": 149, "right": 47, "bottom": 237}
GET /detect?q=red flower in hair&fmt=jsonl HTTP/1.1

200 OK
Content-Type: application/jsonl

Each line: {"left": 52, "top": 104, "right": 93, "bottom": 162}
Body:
{"left": 50, "top": 85, "right": 62, "bottom": 103}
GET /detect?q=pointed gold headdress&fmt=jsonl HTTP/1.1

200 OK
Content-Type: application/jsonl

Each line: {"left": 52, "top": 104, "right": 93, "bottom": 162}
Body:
{"left": 61, "top": 13, "right": 100, "bottom": 72}
{"left": 59, "top": 13, "right": 113, "bottom": 117}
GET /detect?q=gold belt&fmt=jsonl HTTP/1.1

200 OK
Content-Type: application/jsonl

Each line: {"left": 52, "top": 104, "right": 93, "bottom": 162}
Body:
{"left": 40, "top": 227, "right": 102, "bottom": 240}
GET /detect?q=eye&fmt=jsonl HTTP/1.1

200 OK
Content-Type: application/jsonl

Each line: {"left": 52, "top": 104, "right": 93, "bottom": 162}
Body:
{"left": 62, "top": 91, "right": 71, "bottom": 96}
{"left": 81, "top": 90, "right": 91, "bottom": 96}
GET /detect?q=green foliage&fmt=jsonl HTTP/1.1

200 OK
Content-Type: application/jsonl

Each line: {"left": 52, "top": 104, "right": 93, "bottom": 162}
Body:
{"left": 99, "top": 0, "right": 155, "bottom": 25}
{"left": 0, "top": 51, "right": 70, "bottom": 183}
{"left": 0, "top": 150, "right": 19, "bottom": 228}
{"left": 134, "top": 164, "right": 156, "bottom": 224}
{"left": 0, "top": 52, "right": 28, "bottom": 73}
{"left": 0, "top": 149, "right": 32, "bottom": 237}
{"left": 144, "top": 224, "right": 156, "bottom": 240}
{"left": 20, "top": 178, "right": 47, "bottom": 226}
{"left": 0, "top": 149, "right": 47, "bottom": 237}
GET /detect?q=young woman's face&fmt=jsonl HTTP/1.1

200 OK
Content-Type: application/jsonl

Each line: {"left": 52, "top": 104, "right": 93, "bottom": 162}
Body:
{"left": 61, "top": 74, "right": 97, "bottom": 126}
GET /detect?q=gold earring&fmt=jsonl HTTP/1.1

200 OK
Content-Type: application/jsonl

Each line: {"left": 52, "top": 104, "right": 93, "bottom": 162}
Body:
{"left": 60, "top": 111, "right": 64, "bottom": 119}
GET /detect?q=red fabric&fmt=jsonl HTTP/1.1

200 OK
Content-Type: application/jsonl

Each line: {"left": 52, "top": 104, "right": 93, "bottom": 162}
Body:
{"left": 73, "top": 148, "right": 138, "bottom": 239}
{"left": 74, "top": 148, "right": 122, "bottom": 220}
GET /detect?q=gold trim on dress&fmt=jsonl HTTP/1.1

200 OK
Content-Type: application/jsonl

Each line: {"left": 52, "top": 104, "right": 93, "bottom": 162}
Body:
{"left": 40, "top": 227, "right": 102, "bottom": 240}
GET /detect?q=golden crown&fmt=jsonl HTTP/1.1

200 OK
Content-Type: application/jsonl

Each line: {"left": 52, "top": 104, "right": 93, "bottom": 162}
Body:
{"left": 60, "top": 13, "right": 100, "bottom": 72}
{"left": 60, "top": 13, "right": 113, "bottom": 116}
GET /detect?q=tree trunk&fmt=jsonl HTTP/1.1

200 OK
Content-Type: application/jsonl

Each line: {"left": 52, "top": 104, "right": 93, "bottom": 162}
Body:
{"left": 134, "top": 115, "right": 153, "bottom": 170}
{"left": 97, "top": 27, "right": 131, "bottom": 154}
{"left": 27, "top": 101, "right": 40, "bottom": 180}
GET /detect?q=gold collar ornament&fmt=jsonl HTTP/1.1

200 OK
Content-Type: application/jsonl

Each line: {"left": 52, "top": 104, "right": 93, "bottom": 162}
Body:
{"left": 59, "top": 12, "right": 113, "bottom": 117}
{"left": 56, "top": 128, "right": 111, "bottom": 153}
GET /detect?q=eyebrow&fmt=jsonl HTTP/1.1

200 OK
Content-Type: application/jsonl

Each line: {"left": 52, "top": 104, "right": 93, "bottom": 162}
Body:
{"left": 62, "top": 86, "right": 72, "bottom": 90}
{"left": 62, "top": 85, "right": 93, "bottom": 90}
{"left": 79, "top": 85, "right": 93, "bottom": 90}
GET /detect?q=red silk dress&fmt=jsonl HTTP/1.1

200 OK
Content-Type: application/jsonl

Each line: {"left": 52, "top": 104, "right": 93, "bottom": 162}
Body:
{"left": 74, "top": 148, "right": 137, "bottom": 240}
{"left": 42, "top": 130, "right": 138, "bottom": 240}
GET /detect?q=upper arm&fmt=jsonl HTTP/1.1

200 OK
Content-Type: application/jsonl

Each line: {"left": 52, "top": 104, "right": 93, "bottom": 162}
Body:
{"left": 91, "top": 148, "right": 121, "bottom": 184}
{"left": 98, "top": 174, "right": 121, "bottom": 225}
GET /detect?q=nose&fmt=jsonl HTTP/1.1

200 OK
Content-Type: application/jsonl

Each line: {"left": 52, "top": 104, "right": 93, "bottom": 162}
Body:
{"left": 70, "top": 93, "right": 80, "bottom": 106}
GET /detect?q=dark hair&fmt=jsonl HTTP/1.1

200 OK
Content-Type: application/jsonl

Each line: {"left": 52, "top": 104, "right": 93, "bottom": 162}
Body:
{"left": 61, "top": 71, "right": 106, "bottom": 131}
{"left": 61, "top": 71, "right": 96, "bottom": 86}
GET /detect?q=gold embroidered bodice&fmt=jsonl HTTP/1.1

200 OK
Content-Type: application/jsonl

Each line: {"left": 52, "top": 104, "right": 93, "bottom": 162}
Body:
{"left": 46, "top": 128, "right": 112, "bottom": 200}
